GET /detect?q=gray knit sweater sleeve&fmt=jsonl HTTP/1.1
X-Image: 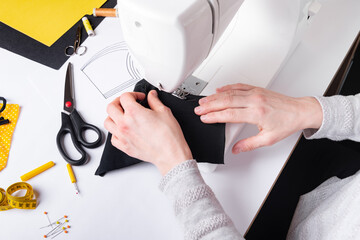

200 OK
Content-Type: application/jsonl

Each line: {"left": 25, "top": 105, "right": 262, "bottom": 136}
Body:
{"left": 159, "top": 160, "right": 244, "bottom": 240}
{"left": 303, "top": 94, "right": 360, "bottom": 141}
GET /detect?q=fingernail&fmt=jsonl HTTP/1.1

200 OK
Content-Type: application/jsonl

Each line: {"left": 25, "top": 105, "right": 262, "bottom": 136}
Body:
{"left": 233, "top": 147, "right": 242, "bottom": 154}
{"left": 199, "top": 98, "right": 207, "bottom": 104}
{"left": 200, "top": 115, "right": 207, "bottom": 121}
{"left": 194, "top": 106, "right": 203, "bottom": 114}
{"left": 152, "top": 90, "right": 158, "bottom": 96}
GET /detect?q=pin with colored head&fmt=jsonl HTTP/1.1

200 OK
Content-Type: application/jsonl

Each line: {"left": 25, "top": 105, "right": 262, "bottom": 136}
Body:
{"left": 44, "top": 212, "right": 53, "bottom": 229}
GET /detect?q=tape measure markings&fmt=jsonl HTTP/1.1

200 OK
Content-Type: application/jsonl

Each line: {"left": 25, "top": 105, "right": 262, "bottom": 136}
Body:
{"left": 0, "top": 182, "right": 37, "bottom": 211}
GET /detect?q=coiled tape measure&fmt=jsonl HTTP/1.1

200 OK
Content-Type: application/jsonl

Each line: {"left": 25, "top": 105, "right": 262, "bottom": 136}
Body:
{"left": 0, "top": 182, "right": 37, "bottom": 211}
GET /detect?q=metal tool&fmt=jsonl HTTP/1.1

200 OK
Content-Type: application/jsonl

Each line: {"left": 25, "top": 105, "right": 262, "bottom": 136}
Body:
{"left": 65, "top": 26, "right": 87, "bottom": 56}
{"left": 56, "top": 63, "right": 102, "bottom": 165}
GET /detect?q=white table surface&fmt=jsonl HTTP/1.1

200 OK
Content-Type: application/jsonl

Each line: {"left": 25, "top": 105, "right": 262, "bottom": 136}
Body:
{"left": 0, "top": 0, "right": 359, "bottom": 239}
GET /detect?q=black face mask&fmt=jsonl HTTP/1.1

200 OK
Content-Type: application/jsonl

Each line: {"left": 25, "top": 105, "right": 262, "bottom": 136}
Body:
{"left": 95, "top": 80, "right": 226, "bottom": 177}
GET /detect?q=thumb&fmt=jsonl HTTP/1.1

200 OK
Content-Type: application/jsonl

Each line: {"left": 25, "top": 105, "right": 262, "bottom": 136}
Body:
{"left": 232, "top": 132, "right": 274, "bottom": 153}
{"left": 147, "top": 90, "right": 166, "bottom": 111}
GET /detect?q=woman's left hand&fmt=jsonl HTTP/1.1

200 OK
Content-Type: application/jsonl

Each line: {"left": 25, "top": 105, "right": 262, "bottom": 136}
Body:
{"left": 104, "top": 90, "right": 193, "bottom": 175}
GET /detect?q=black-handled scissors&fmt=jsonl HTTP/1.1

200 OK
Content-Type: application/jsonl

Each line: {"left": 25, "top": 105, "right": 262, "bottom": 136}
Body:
{"left": 0, "top": 97, "right": 6, "bottom": 113}
{"left": 56, "top": 62, "right": 102, "bottom": 165}
{"left": 0, "top": 97, "right": 10, "bottom": 126}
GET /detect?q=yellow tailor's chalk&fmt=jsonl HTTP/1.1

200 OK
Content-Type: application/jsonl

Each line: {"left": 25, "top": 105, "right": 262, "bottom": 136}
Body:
{"left": 82, "top": 17, "right": 95, "bottom": 37}
{"left": 20, "top": 161, "right": 55, "bottom": 181}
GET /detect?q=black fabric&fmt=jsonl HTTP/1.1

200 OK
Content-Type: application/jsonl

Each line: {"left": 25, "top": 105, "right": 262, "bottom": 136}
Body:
{"left": 0, "top": 0, "right": 116, "bottom": 70}
{"left": 245, "top": 45, "right": 360, "bottom": 240}
{"left": 95, "top": 80, "right": 226, "bottom": 176}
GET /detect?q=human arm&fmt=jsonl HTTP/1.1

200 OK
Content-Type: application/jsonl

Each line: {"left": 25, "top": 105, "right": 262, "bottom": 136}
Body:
{"left": 194, "top": 83, "right": 323, "bottom": 153}
{"left": 104, "top": 90, "right": 243, "bottom": 239}
{"left": 303, "top": 94, "right": 360, "bottom": 141}
{"left": 160, "top": 160, "right": 243, "bottom": 240}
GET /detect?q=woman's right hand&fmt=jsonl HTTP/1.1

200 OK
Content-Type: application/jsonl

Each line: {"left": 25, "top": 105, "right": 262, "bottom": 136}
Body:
{"left": 194, "top": 83, "right": 323, "bottom": 153}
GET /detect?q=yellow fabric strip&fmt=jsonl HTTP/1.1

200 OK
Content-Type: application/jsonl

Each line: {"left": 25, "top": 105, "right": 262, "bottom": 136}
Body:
{"left": 0, "top": 103, "right": 20, "bottom": 171}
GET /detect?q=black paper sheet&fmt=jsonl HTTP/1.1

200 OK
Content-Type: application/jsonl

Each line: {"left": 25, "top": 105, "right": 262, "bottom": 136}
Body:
{"left": 0, "top": 0, "right": 116, "bottom": 70}
{"left": 95, "top": 80, "right": 226, "bottom": 176}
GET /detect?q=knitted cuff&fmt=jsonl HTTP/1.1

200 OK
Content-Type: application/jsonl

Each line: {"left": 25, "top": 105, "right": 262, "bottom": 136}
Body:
{"left": 159, "top": 159, "right": 198, "bottom": 192}
{"left": 303, "top": 95, "right": 354, "bottom": 140}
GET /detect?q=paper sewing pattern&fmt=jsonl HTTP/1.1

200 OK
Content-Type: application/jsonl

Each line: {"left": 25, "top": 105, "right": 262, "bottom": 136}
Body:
{"left": 0, "top": 0, "right": 107, "bottom": 46}
{"left": 81, "top": 42, "right": 142, "bottom": 99}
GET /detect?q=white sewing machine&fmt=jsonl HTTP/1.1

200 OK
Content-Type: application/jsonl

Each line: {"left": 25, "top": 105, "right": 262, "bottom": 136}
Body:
{"left": 117, "top": 0, "right": 321, "bottom": 168}
{"left": 118, "top": 0, "right": 321, "bottom": 91}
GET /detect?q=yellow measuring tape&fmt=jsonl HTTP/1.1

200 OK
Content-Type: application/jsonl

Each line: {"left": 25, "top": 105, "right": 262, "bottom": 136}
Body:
{"left": 0, "top": 182, "right": 37, "bottom": 211}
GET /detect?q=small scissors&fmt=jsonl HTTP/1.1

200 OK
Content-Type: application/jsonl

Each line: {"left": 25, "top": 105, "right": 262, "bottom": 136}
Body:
{"left": 65, "top": 25, "right": 87, "bottom": 57}
{"left": 56, "top": 63, "right": 102, "bottom": 165}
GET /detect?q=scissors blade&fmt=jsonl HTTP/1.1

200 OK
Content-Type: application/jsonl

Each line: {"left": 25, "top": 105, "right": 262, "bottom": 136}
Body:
{"left": 75, "top": 25, "right": 82, "bottom": 49}
{"left": 64, "top": 62, "right": 74, "bottom": 112}
{"left": 76, "top": 25, "right": 82, "bottom": 40}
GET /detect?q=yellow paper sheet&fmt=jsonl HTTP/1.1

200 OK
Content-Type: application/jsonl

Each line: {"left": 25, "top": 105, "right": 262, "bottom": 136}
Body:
{"left": 0, "top": 0, "right": 107, "bottom": 47}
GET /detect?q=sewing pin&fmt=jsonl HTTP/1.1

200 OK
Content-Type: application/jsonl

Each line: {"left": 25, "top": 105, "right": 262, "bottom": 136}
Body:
{"left": 51, "top": 227, "right": 69, "bottom": 238}
{"left": 45, "top": 222, "right": 65, "bottom": 237}
{"left": 50, "top": 229, "right": 65, "bottom": 239}
{"left": 48, "top": 226, "right": 65, "bottom": 238}
{"left": 44, "top": 212, "right": 53, "bottom": 229}
{"left": 40, "top": 215, "right": 69, "bottom": 229}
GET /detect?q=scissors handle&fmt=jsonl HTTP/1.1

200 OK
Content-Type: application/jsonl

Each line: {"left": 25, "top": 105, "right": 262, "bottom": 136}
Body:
{"left": 64, "top": 44, "right": 86, "bottom": 56}
{"left": 56, "top": 112, "right": 87, "bottom": 166}
{"left": 75, "top": 45, "right": 87, "bottom": 56}
{"left": 0, "top": 97, "right": 6, "bottom": 113}
{"left": 69, "top": 109, "right": 102, "bottom": 148}
{"left": 65, "top": 46, "right": 75, "bottom": 57}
